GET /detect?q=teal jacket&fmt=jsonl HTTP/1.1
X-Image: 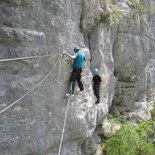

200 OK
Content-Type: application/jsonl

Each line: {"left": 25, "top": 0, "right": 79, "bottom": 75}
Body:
{"left": 72, "top": 52, "right": 85, "bottom": 68}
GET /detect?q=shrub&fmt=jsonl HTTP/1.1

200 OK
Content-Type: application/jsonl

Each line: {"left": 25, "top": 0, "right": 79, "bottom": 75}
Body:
{"left": 106, "top": 0, "right": 120, "bottom": 25}
{"left": 127, "top": 0, "right": 145, "bottom": 14}
{"left": 104, "top": 120, "right": 154, "bottom": 155}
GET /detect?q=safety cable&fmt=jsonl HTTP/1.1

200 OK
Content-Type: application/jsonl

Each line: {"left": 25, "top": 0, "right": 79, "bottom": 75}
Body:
{"left": 58, "top": 97, "right": 70, "bottom": 155}
{"left": 0, "top": 55, "right": 60, "bottom": 114}
{"left": 0, "top": 54, "right": 59, "bottom": 63}
{"left": 58, "top": 82, "right": 73, "bottom": 155}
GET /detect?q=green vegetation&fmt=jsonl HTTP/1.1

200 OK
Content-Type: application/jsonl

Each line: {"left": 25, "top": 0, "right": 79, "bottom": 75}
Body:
{"left": 127, "top": 0, "right": 145, "bottom": 14}
{"left": 127, "top": 0, "right": 155, "bottom": 16}
{"left": 106, "top": 0, "right": 120, "bottom": 25}
{"left": 107, "top": 113, "right": 125, "bottom": 124}
{"left": 101, "top": 114, "right": 155, "bottom": 155}
{"left": 105, "top": 0, "right": 154, "bottom": 25}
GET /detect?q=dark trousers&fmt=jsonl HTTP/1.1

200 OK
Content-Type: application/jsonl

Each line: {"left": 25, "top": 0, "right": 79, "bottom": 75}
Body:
{"left": 93, "top": 87, "right": 100, "bottom": 102}
{"left": 70, "top": 68, "right": 84, "bottom": 93}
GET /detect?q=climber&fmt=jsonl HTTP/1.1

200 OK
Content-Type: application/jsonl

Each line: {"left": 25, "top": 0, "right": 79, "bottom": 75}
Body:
{"left": 63, "top": 46, "right": 85, "bottom": 96}
{"left": 92, "top": 68, "right": 102, "bottom": 104}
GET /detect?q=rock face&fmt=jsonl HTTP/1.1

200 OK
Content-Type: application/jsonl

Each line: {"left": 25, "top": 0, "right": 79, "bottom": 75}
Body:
{"left": 110, "top": 1, "right": 155, "bottom": 121}
{"left": 0, "top": 1, "right": 109, "bottom": 155}
{"left": 0, "top": 0, "right": 155, "bottom": 154}
{"left": 112, "top": 4, "right": 149, "bottom": 112}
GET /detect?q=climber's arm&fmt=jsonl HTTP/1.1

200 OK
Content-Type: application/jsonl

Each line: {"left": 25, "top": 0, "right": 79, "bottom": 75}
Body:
{"left": 63, "top": 52, "right": 76, "bottom": 59}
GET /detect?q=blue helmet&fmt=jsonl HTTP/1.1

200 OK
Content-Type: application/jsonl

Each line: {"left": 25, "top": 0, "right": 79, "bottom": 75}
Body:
{"left": 72, "top": 46, "right": 80, "bottom": 51}
{"left": 94, "top": 68, "right": 99, "bottom": 75}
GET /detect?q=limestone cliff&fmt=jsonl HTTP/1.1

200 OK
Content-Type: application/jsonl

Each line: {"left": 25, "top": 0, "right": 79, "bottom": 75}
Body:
{"left": 0, "top": 0, "right": 155, "bottom": 155}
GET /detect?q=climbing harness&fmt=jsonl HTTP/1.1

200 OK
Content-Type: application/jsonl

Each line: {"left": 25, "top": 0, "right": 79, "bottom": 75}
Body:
{"left": 0, "top": 55, "right": 60, "bottom": 114}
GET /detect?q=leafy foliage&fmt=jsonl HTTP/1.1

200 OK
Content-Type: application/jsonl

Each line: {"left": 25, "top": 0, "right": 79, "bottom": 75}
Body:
{"left": 106, "top": 0, "right": 120, "bottom": 25}
{"left": 127, "top": 0, "right": 145, "bottom": 14}
{"left": 107, "top": 113, "right": 125, "bottom": 124}
{"left": 104, "top": 120, "right": 154, "bottom": 155}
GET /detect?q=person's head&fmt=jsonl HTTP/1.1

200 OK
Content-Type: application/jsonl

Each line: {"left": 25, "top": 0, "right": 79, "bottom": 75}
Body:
{"left": 73, "top": 46, "right": 80, "bottom": 53}
{"left": 93, "top": 68, "right": 99, "bottom": 75}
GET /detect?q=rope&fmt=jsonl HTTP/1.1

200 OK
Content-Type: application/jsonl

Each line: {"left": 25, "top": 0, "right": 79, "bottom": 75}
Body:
{"left": 58, "top": 97, "right": 70, "bottom": 155}
{"left": 58, "top": 81, "right": 74, "bottom": 155}
{"left": 0, "top": 54, "right": 59, "bottom": 63}
{"left": 0, "top": 55, "right": 60, "bottom": 114}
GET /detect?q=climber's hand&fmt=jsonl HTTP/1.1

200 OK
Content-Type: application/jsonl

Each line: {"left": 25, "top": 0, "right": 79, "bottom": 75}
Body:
{"left": 62, "top": 52, "right": 66, "bottom": 56}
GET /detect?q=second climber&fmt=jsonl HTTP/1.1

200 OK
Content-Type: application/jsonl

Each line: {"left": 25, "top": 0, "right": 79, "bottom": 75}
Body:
{"left": 92, "top": 68, "right": 102, "bottom": 104}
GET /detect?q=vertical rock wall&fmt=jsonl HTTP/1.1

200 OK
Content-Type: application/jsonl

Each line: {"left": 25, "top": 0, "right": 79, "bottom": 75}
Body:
{"left": 0, "top": 0, "right": 155, "bottom": 154}
{"left": 0, "top": 0, "right": 109, "bottom": 155}
{"left": 109, "top": 1, "right": 155, "bottom": 121}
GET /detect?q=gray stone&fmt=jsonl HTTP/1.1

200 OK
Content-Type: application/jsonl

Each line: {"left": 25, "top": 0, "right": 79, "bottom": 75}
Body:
{"left": 0, "top": 0, "right": 155, "bottom": 154}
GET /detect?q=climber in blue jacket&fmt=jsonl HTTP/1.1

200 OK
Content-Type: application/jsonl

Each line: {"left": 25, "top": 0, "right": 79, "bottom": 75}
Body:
{"left": 63, "top": 46, "right": 85, "bottom": 96}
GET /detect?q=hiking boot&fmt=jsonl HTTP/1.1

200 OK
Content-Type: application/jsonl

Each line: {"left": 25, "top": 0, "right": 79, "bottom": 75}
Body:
{"left": 70, "top": 93, "right": 74, "bottom": 97}
{"left": 95, "top": 101, "right": 100, "bottom": 104}
{"left": 66, "top": 92, "right": 74, "bottom": 97}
